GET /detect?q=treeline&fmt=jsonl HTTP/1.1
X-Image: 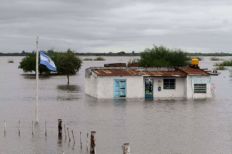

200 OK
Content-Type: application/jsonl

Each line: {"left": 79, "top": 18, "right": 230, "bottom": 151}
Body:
{"left": 0, "top": 51, "right": 140, "bottom": 56}
{"left": 187, "top": 52, "right": 232, "bottom": 56}
{"left": 1, "top": 51, "right": 232, "bottom": 57}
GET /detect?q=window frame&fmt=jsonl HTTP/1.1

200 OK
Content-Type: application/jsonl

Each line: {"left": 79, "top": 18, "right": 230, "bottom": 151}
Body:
{"left": 194, "top": 84, "right": 207, "bottom": 94}
{"left": 163, "top": 78, "right": 176, "bottom": 90}
{"left": 114, "top": 79, "right": 127, "bottom": 98}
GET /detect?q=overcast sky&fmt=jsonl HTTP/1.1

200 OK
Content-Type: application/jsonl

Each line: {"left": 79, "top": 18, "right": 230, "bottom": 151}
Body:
{"left": 1, "top": 0, "right": 232, "bottom": 53}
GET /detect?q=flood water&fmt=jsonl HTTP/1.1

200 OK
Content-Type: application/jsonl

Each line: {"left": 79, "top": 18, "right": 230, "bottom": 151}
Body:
{"left": 0, "top": 56, "right": 232, "bottom": 154}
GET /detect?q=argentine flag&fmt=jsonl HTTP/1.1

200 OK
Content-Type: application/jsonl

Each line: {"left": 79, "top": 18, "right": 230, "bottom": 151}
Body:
{"left": 40, "top": 51, "right": 57, "bottom": 72}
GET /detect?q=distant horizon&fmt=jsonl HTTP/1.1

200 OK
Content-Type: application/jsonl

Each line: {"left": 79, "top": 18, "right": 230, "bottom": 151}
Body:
{"left": 1, "top": 50, "right": 232, "bottom": 56}
{"left": 1, "top": 44, "right": 232, "bottom": 54}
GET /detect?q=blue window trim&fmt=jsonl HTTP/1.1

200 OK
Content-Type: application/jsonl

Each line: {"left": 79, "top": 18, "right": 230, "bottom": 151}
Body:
{"left": 114, "top": 79, "right": 127, "bottom": 98}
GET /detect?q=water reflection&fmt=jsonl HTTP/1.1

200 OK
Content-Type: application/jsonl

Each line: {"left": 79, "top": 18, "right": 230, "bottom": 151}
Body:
{"left": 22, "top": 74, "right": 51, "bottom": 80}
{"left": 56, "top": 85, "right": 81, "bottom": 101}
{"left": 57, "top": 85, "right": 80, "bottom": 92}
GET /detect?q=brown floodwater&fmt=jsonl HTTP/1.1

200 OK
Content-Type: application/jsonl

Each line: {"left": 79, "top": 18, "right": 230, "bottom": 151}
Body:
{"left": 0, "top": 56, "right": 232, "bottom": 154}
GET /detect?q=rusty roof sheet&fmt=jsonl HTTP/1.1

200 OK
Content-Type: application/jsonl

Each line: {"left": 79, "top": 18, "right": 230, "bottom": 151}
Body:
{"left": 92, "top": 68, "right": 187, "bottom": 77}
{"left": 178, "top": 67, "right": 209, "bottom": 76}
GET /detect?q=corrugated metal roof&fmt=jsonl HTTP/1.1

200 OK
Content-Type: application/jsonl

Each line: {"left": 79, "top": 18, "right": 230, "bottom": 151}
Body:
{"left": 92, "top": 68, "right": 188, "bottom": 77}
{"left": 178, "top": 67, "right": 209, "bottom": 76}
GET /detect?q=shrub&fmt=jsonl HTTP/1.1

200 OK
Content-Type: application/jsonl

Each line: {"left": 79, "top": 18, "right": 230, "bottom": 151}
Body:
{"left": 139, "top": 46, "right": 189, "bottom": 67}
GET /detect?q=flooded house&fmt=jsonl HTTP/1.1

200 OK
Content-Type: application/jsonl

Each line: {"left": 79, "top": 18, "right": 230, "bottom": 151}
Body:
{"left": 85, "top": 66, "right": 212, "bottom": 100}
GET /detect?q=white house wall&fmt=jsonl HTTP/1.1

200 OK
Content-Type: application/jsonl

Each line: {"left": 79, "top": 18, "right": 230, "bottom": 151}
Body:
{"left": 85, "top": 74, "right": 212, "bottom": 100}
{"left": 96, "top": 76, "right": 144, "bottom": 99}
{"left": 85, "top": 74, "right": 98, "bottom": 98}
{"left": 152, "top": 78, "right": 186, "bottom": 100}
{"left": 186, "top": 76, "right": 212, "bottom": 99}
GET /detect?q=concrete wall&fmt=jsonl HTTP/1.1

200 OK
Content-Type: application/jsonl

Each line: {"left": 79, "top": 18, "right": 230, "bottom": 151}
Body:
{"left": 152, "top": 77, "right": 186, "bottom": 100}
{"left": 85, "top": 73, "right": 98, "bottom": 98}
{"left": 186, "top": 76, "right": 212, "bottom": 99}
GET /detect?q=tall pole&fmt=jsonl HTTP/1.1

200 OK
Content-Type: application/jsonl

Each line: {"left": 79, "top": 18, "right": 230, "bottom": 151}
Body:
{"left": 35, "top": 36, "right": 39, "bottom": 123}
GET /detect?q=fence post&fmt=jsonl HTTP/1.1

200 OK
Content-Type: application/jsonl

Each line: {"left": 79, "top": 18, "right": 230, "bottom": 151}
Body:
{"left": 32, "top": 121, "right": 34, "bottom": 136}
{"left": 18, "top": 120, "right": 21, "bottom": 136}
{"left": 4, "top": 120, "right": 6, "bottom": 136}
{"left": 86, "top": 133, "right": 89, "bottom": 152}
{"left": 90, "top": 131, "right": 96, "bottom": 154}
{"left": 122, "top": 143, "right": 130, "bottom": 154}
{"left": 67, "top": 127, "right": 71, "bottom": 142}
{"left": 58, "top": 119, "right": 62, "bottom": 140}
{"left": 64, "top": 124, "right": 67, "bottom": 141}
{"left": 45, "top": 120, "right": 47, "bottom": 137}
{"left": 80, "top": 131, "right": 82, "bottom": 150}
{"left": 72, "top": 130, "right": 75, "bottom": 144}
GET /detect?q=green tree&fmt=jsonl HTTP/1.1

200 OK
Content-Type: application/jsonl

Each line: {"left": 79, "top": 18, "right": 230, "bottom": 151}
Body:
{"left": 54, "top": 50, "right": 82, "bottom": 84}
{"left": 139, "top": 46, "right": 189, "bottom": 67}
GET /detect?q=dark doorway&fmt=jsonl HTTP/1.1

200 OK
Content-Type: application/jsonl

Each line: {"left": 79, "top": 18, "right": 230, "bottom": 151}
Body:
{"left": 144, "top": 77, "right": 153, "bottom": 100}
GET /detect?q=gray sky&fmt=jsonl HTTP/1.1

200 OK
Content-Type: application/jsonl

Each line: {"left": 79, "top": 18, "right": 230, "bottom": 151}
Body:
{"left": 1, "top": 0, "right": 232, "bottom": 53}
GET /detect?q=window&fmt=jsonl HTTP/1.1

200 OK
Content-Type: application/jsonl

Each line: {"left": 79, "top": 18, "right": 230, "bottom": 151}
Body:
{"left": 163, "top": 79, "right": 176, "bottom": 89}
{"left": 194, "top": 84, "right": 207, "bottom": 93}
{"left": 114, "top": 79, "right": 126, "bottom": 97}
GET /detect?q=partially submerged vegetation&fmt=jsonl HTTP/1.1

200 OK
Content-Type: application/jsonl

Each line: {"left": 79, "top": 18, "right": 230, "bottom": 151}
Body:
{"left": 83, "top": 58, "right": 93, "bottom": 61}
{"left": 216, "top": 60, "right": 232, "bottom": 67}
{"left": 211, "top": 57, "right": 221, "bottom": 61}
{"left": 94, "top": 57, "right": 105, "bottom": 61}
{"left": 83, "top": 57, "right": 105, "bottom": 61}
{"left": 139, "top": 46, "right": 189, "bottom": 67}
{"left": 8, "top": 60, "right": 14, "bottom": 63}
{"left": 216, "top": 65, "right": 226, "bottom": 70}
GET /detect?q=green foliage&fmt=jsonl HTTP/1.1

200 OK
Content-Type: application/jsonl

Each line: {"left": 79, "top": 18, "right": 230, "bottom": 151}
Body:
{"left": 94, "top": 57, "right": 105, "bottom": 61}
{"left": 54, "top": 50, "right": 82, "bottom": 75}
{"left": 139, "top": 46, "right": 189, "bottom": 67}
{"left": 83, "top": 58, "right": 93, "bottom": 61}
{"left": 211, "top": 57, "right": 220, "bottom": 61}
{"left": 18, "top": 53, "right": 50, "bottom": 73}
{"left": 216, "top": 60, "right": 232, "bottom": 66}
{"left": 19, "top": 50, "right": 82, "bottom": 75}
{"left": 216, "top": 65, "right": 225, "bottom": 70}
{"left": 19, "top": 53, "right": 36, "bottom": 72}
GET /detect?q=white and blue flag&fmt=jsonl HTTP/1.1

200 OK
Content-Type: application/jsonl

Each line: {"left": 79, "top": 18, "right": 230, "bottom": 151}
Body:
{"left": 40, "top": 51, "right": 57, "bottom": 72}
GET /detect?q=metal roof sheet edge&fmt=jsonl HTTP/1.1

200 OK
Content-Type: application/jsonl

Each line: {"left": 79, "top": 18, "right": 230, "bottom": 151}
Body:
{"left": 88, "top": 67, "right": 189, "bottom": 77}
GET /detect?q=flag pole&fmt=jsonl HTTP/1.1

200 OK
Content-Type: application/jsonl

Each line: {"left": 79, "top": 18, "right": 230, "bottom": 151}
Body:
{"left": 35, "top": 36, "right": 39, "bottom": 123}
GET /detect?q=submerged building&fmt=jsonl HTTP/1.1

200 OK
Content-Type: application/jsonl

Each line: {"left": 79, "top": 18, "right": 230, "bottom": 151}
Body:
{"left": 85, "top": 66, "right": 212, "bottom": 100}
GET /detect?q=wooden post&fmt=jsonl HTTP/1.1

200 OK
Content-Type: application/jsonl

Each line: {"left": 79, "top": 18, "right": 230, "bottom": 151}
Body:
{"left": 18, "top": 120, "right": 21, "bottom": 136}
{"left": 4, "top": 120, "right": 6, "bottom": 136}
{"left": 71, "top": 130, "right": 75, "bottom": 144}
{"left": 86, "top": 133, "right": 89, "bottom": 152}
{"left": 32, "top": 121, "right": 34, "bottom": 136}
{"left": 67, "top": 127, "right": 71, "bottom": 142}
{"left": 80, "top": 131, "right": 82, "bottom": 150}
{"left": 122, "top": 143, "right": 130, "bottom": 154}
{"left": 45, "top": 120, "right": 47, "bottom": 137}
{"left": 64, "top": 124, "right": 67, "bottom": 141}
{"left": 58, "top": 119, "right": 62, "bottom": 140}
{"left": 90, "top": 131, "right": 96, "bottom": 154}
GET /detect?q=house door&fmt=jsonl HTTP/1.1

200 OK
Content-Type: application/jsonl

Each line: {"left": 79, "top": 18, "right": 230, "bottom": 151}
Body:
{"left": 145, "top": 77, "right": 153, "bottom": 99}
{"left": 114, "top": 79, "right": 126, "bottom": 98}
